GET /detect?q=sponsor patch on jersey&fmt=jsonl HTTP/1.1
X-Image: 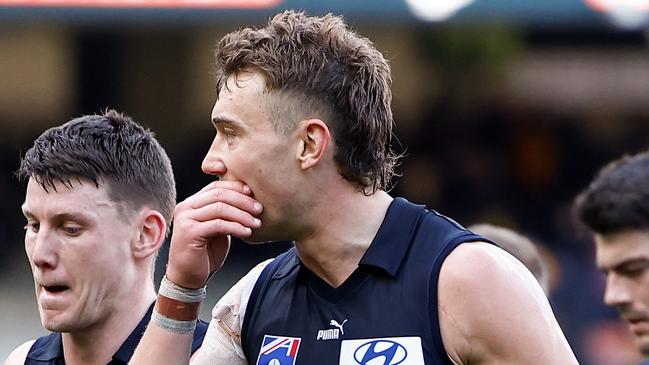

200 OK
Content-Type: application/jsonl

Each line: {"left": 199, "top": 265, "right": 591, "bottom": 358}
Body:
{"left": 339, "top": 336, "right": 425, "bottom": 365}
{"left": 256, "top": 335, "right": 301, "bottom": 365}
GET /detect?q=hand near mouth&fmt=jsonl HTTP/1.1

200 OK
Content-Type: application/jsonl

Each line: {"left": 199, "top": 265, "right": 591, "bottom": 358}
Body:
{"left": 166, "top": 180, "right": 263, "bottom": 289}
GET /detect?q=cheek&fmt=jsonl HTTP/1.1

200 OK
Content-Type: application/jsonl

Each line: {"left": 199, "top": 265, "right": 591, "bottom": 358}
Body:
{"left": 63, "top": 235, "right": 122, "bottom": 273}
{"left": 24, "top": 238, "right": 35, "bottom": 263}
{"left": 640, "top": 274, "right": 649, "bottom": 299}
{"left": 100, "top": 238, "right": 135, "bottom": 269}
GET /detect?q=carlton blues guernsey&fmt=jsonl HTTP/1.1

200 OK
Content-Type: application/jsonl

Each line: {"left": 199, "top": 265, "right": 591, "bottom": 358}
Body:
{"left": 24, "top": 303, "right": 208, "bottom": 365}
{"left": 241, "top": 197, "right": 489, "bottom": 365}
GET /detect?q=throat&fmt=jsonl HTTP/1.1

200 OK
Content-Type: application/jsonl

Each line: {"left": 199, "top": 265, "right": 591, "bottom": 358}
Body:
{"left": 295, "top": 239, "right": 369, "bottom": 288}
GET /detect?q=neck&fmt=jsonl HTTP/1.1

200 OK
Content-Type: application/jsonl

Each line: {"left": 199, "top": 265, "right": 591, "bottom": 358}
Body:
{"left": 294, "top": 188, "right": 393, "bottom": 288}
{"left": 61, "top": 280, "right": 156, "bottom": 365}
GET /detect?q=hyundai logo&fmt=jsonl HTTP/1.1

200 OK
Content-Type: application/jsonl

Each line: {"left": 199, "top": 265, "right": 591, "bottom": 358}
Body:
{"left": 353, "top": 340, "right": 408, "bottom": 365}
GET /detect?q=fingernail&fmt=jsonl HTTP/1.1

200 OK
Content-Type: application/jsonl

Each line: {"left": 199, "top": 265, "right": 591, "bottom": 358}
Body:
{"left": 243, "top": 185, "right": 251, "bottom": 193}
{"left": 254, "top": 218, "right": 261, "bottom": 227}
{"left": 254, "top": 202, "right": 262, "bottom": 212}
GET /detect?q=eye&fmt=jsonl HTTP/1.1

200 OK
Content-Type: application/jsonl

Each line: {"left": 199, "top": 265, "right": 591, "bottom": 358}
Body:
{"left": 222, "top": 127, "right": 237, "bottom": 137}
{"left": 219, "top": 128, "right": 239, "bottom": 146}
{"left": 61, "top": 223, "right": 83, "bottom": 236}
{"left": 24, "top": 221, "right": 40, "bottom": 233}
{"left": 619, "top": 263, "right": 649, "bottom": 278}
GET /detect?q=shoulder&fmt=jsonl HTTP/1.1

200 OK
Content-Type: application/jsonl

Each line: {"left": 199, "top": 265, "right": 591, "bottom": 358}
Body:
{"left": 438, "top": 241, "right": 575, "bottom": 364}
{"left": 439, "top": 241, "right": 529, "bottom": 287}
{"left": 192, "top": 260, "right": 274, "bottom": 362}
{"left": 4, "top": 340, "right": 36, "bottom": 365}
{"left": 211, "top": 259, "right": 273, "bottom": 333}
{"left": 437, "top": 241, "right": 542, "bottom": 330}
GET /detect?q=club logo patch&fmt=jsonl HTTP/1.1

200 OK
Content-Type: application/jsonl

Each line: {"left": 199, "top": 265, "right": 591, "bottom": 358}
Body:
{"left": 256, "top": 335, "right": 301, "bottom": 365}
{"left": 339, "top": 337, "right": 425, "bottom": 365}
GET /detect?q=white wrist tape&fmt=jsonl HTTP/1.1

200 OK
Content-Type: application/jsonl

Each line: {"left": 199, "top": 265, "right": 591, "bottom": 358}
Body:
{"left": 158, "top": 275, "right": 207, "bottom": 303}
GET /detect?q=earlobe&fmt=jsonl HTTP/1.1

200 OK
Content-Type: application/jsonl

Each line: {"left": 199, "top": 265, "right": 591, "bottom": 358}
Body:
{"left": 296, "top": 119, "right": 331, "bottom": 170}
{"left": 132, "top": 210, "right": 166, "bottom": 260}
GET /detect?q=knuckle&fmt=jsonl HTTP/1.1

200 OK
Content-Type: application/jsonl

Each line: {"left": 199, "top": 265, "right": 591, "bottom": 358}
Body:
{"left": 175, "top": 201, "right": 187, "bottom": 212}
{"left": 213, "top": 201, "right": 224, "bottom": 215}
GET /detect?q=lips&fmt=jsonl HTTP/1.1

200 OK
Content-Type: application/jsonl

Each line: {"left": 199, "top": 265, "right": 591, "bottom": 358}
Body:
{"left": 38, "top": 282, "right": 72, "bottom": 310}
{"left": 624, "top": 316, "right": 649, "bottom": 335}
{"left": 37, "top": 280, "right": 72, "bottom": 296}
{"left": 43, "top": 285, "right": 70, "bottom": 293}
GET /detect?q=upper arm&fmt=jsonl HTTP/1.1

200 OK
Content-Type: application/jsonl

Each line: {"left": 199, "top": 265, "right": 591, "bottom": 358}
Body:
{"left": 3, "top": 340, "right": 35, "bottom": 365}
{"left": 190, "top": 260, "right": 270, "bottom": 364}
{"left": 438, "top": 241, "right": 577, "bottom": 365}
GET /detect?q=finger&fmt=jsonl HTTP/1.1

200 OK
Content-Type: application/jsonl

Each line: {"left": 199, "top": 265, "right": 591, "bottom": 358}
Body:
{"left": 184, "top": 186, "right": 262, "bottom": 215}
{"left": 192, "top": 180, "right": 251, "bottom": 198}
{"left": 194, "top": 218, "right": 254, "bottom": 239}
{"left": 195, "top": 180, "right": 217, "bottom": 194}
{"left": 212, "top": 180, "right": 252, "bottom": 195}
{"left": 191, "top": 201, "right": 262, "bottom": 229}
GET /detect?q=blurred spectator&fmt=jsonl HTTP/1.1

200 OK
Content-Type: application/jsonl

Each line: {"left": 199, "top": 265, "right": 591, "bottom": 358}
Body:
{"left": 469, "top": 223, "right": 550, "bottom": 294}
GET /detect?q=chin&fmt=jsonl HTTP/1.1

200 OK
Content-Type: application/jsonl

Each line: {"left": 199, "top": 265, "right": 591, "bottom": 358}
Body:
{"left": 244, "top": 226, "right": 274, "bottom": 244}
{"left": 242, "top": 235, "right": 275, "bottom": 245}
{"left": 637, "top": 336, "right": 649, "bottom": 357}
{"left": 244, "top": 229, "right": 287, "bottom": 245}
{"left": 39, "top": 309, "right": 82, "bottom": 333}
{"left": 41, "top": 317, "right": 75, "bottom": 332}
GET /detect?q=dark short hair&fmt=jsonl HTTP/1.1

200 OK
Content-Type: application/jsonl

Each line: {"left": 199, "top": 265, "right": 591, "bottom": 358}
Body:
{"left": 17, "top": 110, "right": 176, "bottom": 226}
{"left": 214, "top": 10, "right": 400, "bottom": 193}
{"left": 574, "top": 150, "right": 649, "bottom": 235}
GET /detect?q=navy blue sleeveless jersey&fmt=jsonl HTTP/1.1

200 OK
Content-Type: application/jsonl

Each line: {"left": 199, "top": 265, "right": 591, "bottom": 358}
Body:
{"left": 24, "top": 302, "right": 208, "bottom": 364}
{"left": 241, "top": 197, "right": 489, "bottom": 365}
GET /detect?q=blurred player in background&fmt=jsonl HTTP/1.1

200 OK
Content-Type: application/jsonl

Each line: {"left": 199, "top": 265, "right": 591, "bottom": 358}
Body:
{"left": 4, "top": 110, "right": 207, "bottom": 365}
{"left": 131, "top": 11, "right": 577, "bottom": 365}
{"left": 575, "top": 150, "right": 649, "bottom": 363}
{"left": 469, "top": 223, "right": 550, "bottom": 294}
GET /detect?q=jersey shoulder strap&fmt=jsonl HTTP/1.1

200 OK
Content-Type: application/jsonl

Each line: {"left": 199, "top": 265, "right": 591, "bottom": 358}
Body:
{"left": 240, "top": 246, "right": 298, "bottom": 356}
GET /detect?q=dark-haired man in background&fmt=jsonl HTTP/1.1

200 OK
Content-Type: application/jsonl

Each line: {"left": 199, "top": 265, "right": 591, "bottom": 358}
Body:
{"left": 4, "top": 110, "right": 207, "bottom": 365}
{"left": 575, "top": 150, "right": 649, "bottom": 363}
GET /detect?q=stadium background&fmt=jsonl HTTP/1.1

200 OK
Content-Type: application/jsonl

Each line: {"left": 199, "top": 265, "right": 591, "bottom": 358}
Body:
{"left": 1, "top": 1, "right": 648, "bottom": 364}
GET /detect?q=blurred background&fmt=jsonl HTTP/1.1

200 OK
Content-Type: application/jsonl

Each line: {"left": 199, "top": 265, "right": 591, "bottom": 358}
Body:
{"left": 1, "top": 0, "right": 649, "bottom": 363}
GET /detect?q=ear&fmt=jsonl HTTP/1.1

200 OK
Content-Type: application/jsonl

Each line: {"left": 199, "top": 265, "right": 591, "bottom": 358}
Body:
{"left": 131, "top": 209, "right": 166, "bottom": 260}
{"left": 296, "top": 119, "right": 331, "bottom": 170}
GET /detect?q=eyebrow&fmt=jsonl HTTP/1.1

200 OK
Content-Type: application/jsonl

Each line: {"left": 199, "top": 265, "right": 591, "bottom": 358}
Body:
{"left": 21, "top": 208, "right": 90, "bottom": 223}
{"left": 602, "top": 257, "right": 649, "bottom": 273}
{"left": 21, "top": 207, "right": 33, "bottom": 219}
{"left": 211, "top": 116, "right": 242, "bottom": 128}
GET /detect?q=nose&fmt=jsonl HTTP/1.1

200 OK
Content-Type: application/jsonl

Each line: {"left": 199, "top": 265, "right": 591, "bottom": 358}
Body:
{"left": 27, "top": 228, "right": 58, "bottom": 271}
{"left": 604, "top": 273, "right": 632, "bottom": 308}
{"left": 201, "top": 136, "right": 227, "bottom": 176}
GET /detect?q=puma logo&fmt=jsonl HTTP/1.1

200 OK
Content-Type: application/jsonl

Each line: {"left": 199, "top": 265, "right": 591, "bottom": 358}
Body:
{"left": 316, "top": 319, "right": 348, "bottom": 341}
{"left": 330, "top": 319, "right": 348, "bottom": 335}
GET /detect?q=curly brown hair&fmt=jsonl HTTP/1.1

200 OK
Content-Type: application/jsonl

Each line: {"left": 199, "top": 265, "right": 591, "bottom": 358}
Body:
{"left": 214, "top": 10, "right": 400, "bottom": 193}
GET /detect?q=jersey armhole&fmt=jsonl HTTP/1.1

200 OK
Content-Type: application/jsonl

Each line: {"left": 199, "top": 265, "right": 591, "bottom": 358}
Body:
{"left": 429, "top": 233, "right": 490, "bottom": 365}
{"left": 239, "top": 254, "right": 288, "bottom": 356}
